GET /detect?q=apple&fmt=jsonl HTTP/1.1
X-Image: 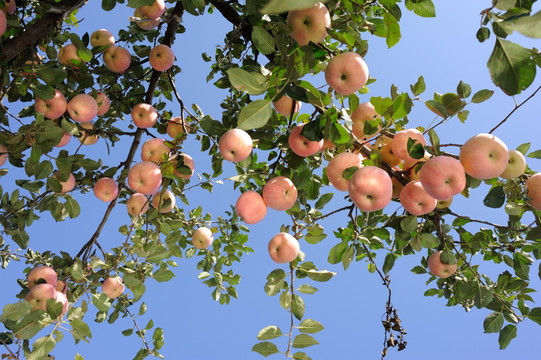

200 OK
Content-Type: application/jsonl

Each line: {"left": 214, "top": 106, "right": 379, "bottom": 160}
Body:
{"left": 288, "top": 123, "right": 323, "bottom": 157}
{"left": 235, "top": 191, "right": 268, "bottom": 224}
{"left": 77, "top": 122, "right": 99, "bottom": 145}
{"left": 436, "top": 196, "right": 453, "bottom": 209}
{"left": 102, "top": 276, "right": 125, "bottom": 299}
{"left": 55, "top": 280, "right": 68, "bottom": 294}
{"left": 427, "top": 250, "right": 457, "bottom": 278}
{"left": 133, "top": 8, "right": 161, "bottom": 30}
{"left": 1, "top": 0, "right": 16, "bottom": 14}
{"left": 54, "top": 132, "right": 72, "bottom": 147}
{"left": 131, "top": 102, "right": 158, "bottom": 129}
{"left": 35, "top": 89, "right": 67, "bottom": 120}
{"left": 268, "top": 232, "right": 300, "bottom": 264}
{"left": 459, "top": 133, "right": 508, "bottom": 180}
{"left": 127, "top": 161, "right": 163, "bottom": 195}
{"left": 348, "top": 166, "right": 393, "bottom": 212}
{"left": 219, "top": 128, "right": 253, "bottom": 162}
{"left": 391, "top": 177, "right": 404, "bottom": 199}
{"left": 90, "top": 29, "right": 115, "bottom": 48}
{"left": 24, "top": 283, "right": 57, "bottom": 311}
{"left": 419, "top": 156, "right": 466, "bottom": 200}
{"left": 93, "top": 177, "right": 119, "bottom": 202}
{"left": 27, "top": 265, "right": 57, "bottom": 288}
{"left": 0, "top": 11, "right": 6, "bottom": 37}
{"left": 192, "top": 227, "right": 214, "bottom": 250}
{"left": 141, "top": 138, "right": 170, "bottom": 163}
{"left": 526, "top": 173, "right": 541, "bottom": 210}
{"left": 351, "top": 102, "right": 381, "bottom": 140}
{"left": 95, "top": 91, "right": 111, "bottom": 116}
{"left": 499, "top": 149, "right": 527, "bottom": 180}
{"left": 287, "top": 3, "right": 330, "bottom": 46}
{"left": 67, "top": 94, "right": 98, "bottom": 123}
{"left": 173, "top": 153, "right": 195, "bottom": 180}
{"left": 399, "top": 180, "right": 437, "bottom": 216}
{"left": 103, "top": 46, "right": 131, "bottom": 73}
{"left": 326, "top": 152, "right": 364, "bottom": 191}
{"left": 51, "top": 171, "right": 76, "bottom": 193}
{"left": 273, "top": 95, "right": 302, "bottom": 116}
{"left": 391, "top": 128, "right": 427, "bottom": 163}
{"left": 149, "top": 44, "right": 175, "bottom": 72}
{"left": 127, "top": 193, "right": 150, "bottom": 216}
{"left": 152, "top": 189, "right": 175, "bottom": 213}
{"left": 0, "top": 143, "right": 7, "bottom": 166}
{"left": 376, "top": 137, "right": 402, "bottom": 167}
{"left": 167, "top": 117, "right": 188, "bottom": 138}
{"left": 58, "top": 44, "right": 84, "bottom": 68}
{"left": 139, "top": 0, "right": 166, "bottom": 19}
{"left": 262, "top": 176, "right": 298, "bottom": 211}
{"left": 321, "top": 138, "right": 335, "bottom": 151}
{"left": 21, "top": 54, "right": 42, "bottom": 77}
{"left": 325, "top": 52, "right": 369, "bottom": 96}
{"left": 402, "top": 153, "right": 430, "bottom": 181}
{"left": 55, "top": 291, "right": 69, "bottom": 316}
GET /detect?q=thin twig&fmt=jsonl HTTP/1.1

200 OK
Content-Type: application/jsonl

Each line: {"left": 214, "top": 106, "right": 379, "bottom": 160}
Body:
{"left": 489, "top": 85, "right": 541, "bottom": 134}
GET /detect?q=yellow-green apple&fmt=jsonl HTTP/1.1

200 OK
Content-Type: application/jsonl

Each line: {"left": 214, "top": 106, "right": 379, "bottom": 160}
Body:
{"left": 149, "top": 44, "right": 175, "bottom": 72}
{"left": 141, "top": 138, "right": 170, "bottom": 163}
{"left": 436, "top": 196, "right": 453, "bottom": 209}
{"left": 526, "top": 173, "right": 541, "bottom": 210}
{"left": 102, "top": 276, "right": 125, "bottom": 299}
{"left": 77, "top": 122, "right": 99, "bottom": 145}
{"left": 378, "top": 141, "right": 402, "bottom": 167}
{"left": 51, "top": 171, "right": 76, "bottom": 193}
{"left": 67, "top": 94, "right": 98, "bottom": 123}
{"left": 103, "top": 45, "right": 131, "bottom": 73}
{"left": 192, "top": 227, "right": 214, "bottom": 250}
{"left": 35, "top": 89, "right": 67, "bottom": 120}
{"left": 152, "top": 189, "right": 175, "bottom": 213}
{"left": 268, "top": 232, "right": 300, "bottom": 264}
{"left": 90, "top": 29, "right": 115, "bottom": 48}
{"left": 402, "top": 153, "right": 430, "bottom": 181}
{"left": 287, "top": 2, "right": 330, "bottom": 46}
{"left": 348, "top": 166, "right": 393, "bottom": 212}
{"left": 55, "top": 291, "right": 68, "bottom": 316}
{"left": 219, "top": 128, "right": 253, "bottom": 162}
{"left": 1, "top": 0, "right": 16, "bottom": 14}
{"left": 262, "top": 176, "right": 298, "bottom": 211}
{"left": 459, "top": 133, "right": 508, "bottom": 180}
{"left": 391, "top": 128, "right": 426, "bottom": 163}
{"left": 27, "top": 265, "right": 57, "bottom": 288}
{"left": 128, "top": 161, "right": 162, "bottom": 195}
{"left": 127, "top": 193, "right": 150, "bottom": 216}
{"left": 499, "top": 149, "right": 527, "bottom": 180}
{"left": 58, "top": 44, "right": 84, "bottom": 68}
{"left": 235, "top": 190, "right": 267, "bottom": 224}
{"left": 167, "top": 117, "right": 188, "bottom": 138}
{"left": 0, "top": 10, "right": 6, "bottom": 37}
{"left": 419, "top": 156, "right": 466, "bottom": 200}
{"left": 133, "top": 8, "right": 161, "bottom": 30}
{"left": 273, "top": 95, "right": 301, "bottom": 116}
{"left": 399, "top": 180, "right": 437, "bottom": 216}
{"left": 326, "top": 152, "right": 363, "bottom": 191}
{"left": 325, "top": 52, "right": 369, "bottom": 95}
{"left": 351, "top": 102, "right": 381, "bottom": 140}
{"left": 93, "top": 177, "right": 119, "bottom": 202}
{"left": 173, "top": 153, "right": 195, "bottom": 180}
{"left": 24, "top": 283, "right": 57, "bottom": 311}
{"left": 131, "top": 102, "right": 158, "bottom": 129}
{"left": 95, "top": 91, "right": 111, "bottom": 116}
{"left": 139, "top": 0, "right": 166, "bottom": 19}
{"left": 288, "top": 123, "right": 323, "bottom": 157}
{"left": 427, "top": 250, "right": 457, "bottom": 278}
{"left": 0, "top": 144, "right": 7, "bottom": 166}
{"left": 55, "top": 132, "right": 71, "bottom": 147}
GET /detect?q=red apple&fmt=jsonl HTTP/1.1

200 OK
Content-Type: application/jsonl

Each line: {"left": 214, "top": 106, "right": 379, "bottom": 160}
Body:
{"left": 139, "top": 0, "right": 166, "bottom": 19}
{"left": 419, "top": 156, "right": 466, "bottom": 200}
{"left": 219, "top": 128, "right": 253, "bottom": 162}
{"left": 348, "top": 166, "right": 392, "bottom": 212}
{"left": 399, "top": 180, "right": 437, "bottom": 216}
{"left": 141, "top": 138, "right": 170, "bottom": 163}
{"left": 427, "top": 250, "right": 457, "bottom": 278}
{"left": 391, "top": 128, "right": 427, "bottom": 163}
{"left": 102, "top": 276, "right": 125, "bottom": 299}
{"left": 499, "top": 149, "right": 527, "bottom": 180}
{"left": 131, "top": 103, "right": 158, "bottom": 129}
{"left": 262, "top": 176, "right": 298, "bottom": 211}
{"left": 27, "top": 265, "right": 57, "bottom": 288}
{"left": 287, "top": 3, "right": 331, "bottom": 46}
{"left": 459, "top": 133, "right": 508, "bottom": 180}
{"left": 326, "top": 152, "right": 364, "bottom": 191}
{"left": 526, "top": 173, "right": 541, "bottom": 210}
{"left": 54, "top": 132, "right": 72, "bottom": 147}
{"left": 268, "top": 232, "right": 300, "bottom": 264}
{"left": 67, "top": 94, "right": 98, "bottom": 123}
{"left": 325, "top": 52, "right": 369, "bottom": 96}
{"left": 351, "top": 102, "right": 381, "bottom": 140}
{"left": 288, "top": 123, "right": 323, "bottom": 157}
{"left": 172, "top": 153, "right": 195, "bottom": 180}
{"left": 103, "top": 46, "right": 131, "bottom": 73}
{"left": 35, "top": 89, "right": 67, "bottom": 120}
{"left": 127, "top": 161, "right": 163, "bottom": 195}
{"left": 235, "top": 191, "right": 267, "bottom": 224}
{"left": 77, "top": 122, "right": 99, "bottom": 145}
{"left": 273, "top": 95, "right": 301, "bottom": 116}
{"left": 192, "top": 227, "right": 214, "bottom": 250}
{"left": 0, "top": 11, "right": 6, "bottom": 38}
{"left": 93, "top": 177, "right": 119, "bottom": 202}
{"left": 95, "top": 91, "right": 111, "bottom": 116}
{"left": 51, "top": 171, "right": 76, "bottom": 194}
{"left": 127, "top": 193, "right": 150, "bottom": 216}
{"left": 152, "top": 189, "right": 175, "bottom": 213}
{"left": 149, "top": 44, "right": 175, "bottom": 72}
{"left": 90, "top": 29, "right": 115, "bottom": 48}
{"left": 24, "top": 283, "right": 57, "bottom": 311}
{"left": 133, "top": 8, "right": 161, "bottom": 30}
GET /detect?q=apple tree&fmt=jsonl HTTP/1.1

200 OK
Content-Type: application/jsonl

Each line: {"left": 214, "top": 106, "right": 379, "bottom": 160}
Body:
{"left": 1, "top": 0, "right": 541, "bottom": 359}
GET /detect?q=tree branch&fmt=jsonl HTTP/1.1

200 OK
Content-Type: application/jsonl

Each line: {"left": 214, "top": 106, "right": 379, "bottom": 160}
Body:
{"left": 489, "top": 84, "right": 541, "bottom": 134}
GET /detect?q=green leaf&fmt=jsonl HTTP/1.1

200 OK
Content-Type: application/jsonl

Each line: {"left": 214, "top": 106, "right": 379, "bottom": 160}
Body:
{"left": 70, "top": 319, "right": 92, "bottom": 342}
{"left": 182, "top": 0, "right": 206, "bottom": 15}
{"left": 516, "top": 142, "right": 530, "bottom": 155}
{"left": 127, "top": 0, "right": 154, "bottom": 8}
{"left": 382, "top": 253, "right": 396, "bottom": 275}
{"left": 527, "top": 149, "right": 541, "bottom": 159}
{"left": 456, "top": 81, "right": 472, "bottom": 98}
{"left": 28, "top": 335, "right": 56, "bottom": 360}
{"left": 226, "top": 68, "right": 268, "bottom": 95}
{"left": 471, "top": 89, "right": 494, "bottom": 103}
{"left": 252, "top": 26, "right": 275, "bottom": 55}
{"left": 305, "top": 269, "right": 336, "bottom": 282}
{"left": 261, "top": 0, "right": 326, "bottom": 14}
{"left": 484, "top": 312, "right": 504, "bottom": 333}
{"left": 252, "top": 342, "right": 279, "bottom": 357}
{"left": 474, "top": 286, "right": 494, "bottom": 309}
{"left": 498, "top": 324, "right": 517, "bottom": 349}
{"left": 425, "top": 100, "right": 447, "bottom": 117}
{"left": 410, "top": 76, "right": 426, "bottom": 96}
{"left": 405, "top": 0, "right": 436, "bottom": 17}
{"left": 1, "top": 301, "right": 32, "bottom": 322}
{"left": 400, "top": 216, "right": 418, "bottom": 232}
{"left": 92, "top": 293, "right": 111, "bottom": 312}
{"left": 477, "top": 27, "right": 491, "bottom": 42}
{"left": 45, "top": 298, "right": 64, "bottom": 319}
{"left": 428, "top": 129, "right": 440, "bottom": 153}
{"left": 528, "top": 307, "right": 541, "bottom": 326}
{"left": 64, "top": 195, "right": 80, "bottom": 218}
{"left": 298, "top": 319, "right": 324, "bottom": 334}
{"left": 238, "top": 100, "right": 272, "bottom": 130}
{"left": 314, "top": 193, "right": 333, "bottom": 210}
{"left": 383, "top": 12, "right": 401, "bottom": 48}
{"left": 483, "top": 186, "right": 505, "bottom": 208}
{"left": 297, "top": 284, "right": 318, "bottom": 294}
{"left": 200, "top": 116, "right": 226, "bottom": 136}
{"left": 102, "top": 0, "right": 116, "bottom": 11}
{"left": 153, "top": 268, "right": 175, "bottom": 282}
{"left": 292, "top": 334, "right": 319, "bottom": 348}
{"left": 257, "top": 326, "right": 282, "bottom": 340}
{"left": 264, "top": 269, "right": 286, "bottom": 296}
{"left": 292, "top": 295, "right": 305, "bottom": 320}
{"left": 293, "top": 352, "right": 312, "bottom": 360}
{"left": 514, "top": 10, "right": 541, "bottom": 38}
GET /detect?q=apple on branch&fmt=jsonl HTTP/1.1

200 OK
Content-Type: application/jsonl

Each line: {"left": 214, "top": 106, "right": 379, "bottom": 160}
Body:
{"left": 287, "top": 2, "right": 331, "bottom": 46}
{"left": 399, "top": 180, "right": 437, "bottom": 216}
{"left": 90, "top": 29, "right": 115, "bottom": 49}
{"left": 172, "top": 153, "right": 195, "bottom": 180}
{"left": 102, "top": 276, "right": 125, "bottom": 299}
{"left": 288, "top": 123, "right": 323, "bottom": 157}
{"left": 499, "top": 149, "right": 527, "bottom": 180}
{"left": 262, "top": 176, "right": 298, "bottom": 211}
{"left": 526, "top": 173, "right": 541, "bottom": 210}
{"left": 427, "top": 250, "right": 457, "bottom": 278}
{"left": 273, "top": 95, "right": 301, "bottom": 117}
{"left": 149, "top": 44, "right": 175, "bottom": 72}
{"left": 325, "top": 52, "right": 369, "bottom": 96}
{"left": 459, "top": 133, "right": 508, "bottom": 180}
{"left": 127, "top": 193, "right": 150, "bottom": 216}
{"left": 326, "top": 152, "right": 364, "bottom": 191}
{"left": 141, "top": 138, "right": 171, "bottom": 163}
{"left": 77, "top": 122, "right": 99, "bottom": 145}
{"left": 58, "top": 43, "right": 85, "bottom": 68}
{"left": 103, "top": 46, "right": 131, "bottom": 73}
{"left": 268, "top": 232, "right": 300, "bottom": 264}
{"left": 127, "top": 161, "right": 163, "bottom": 195}
{"left": 35, "top": 89, "right": 67, "bottom": 120}
{"left": 219, "top": 128, "right": 253, "bottom": 162}
{"left": 27, "top": 265, "right": 57, "bottom": 288}
{"left": 152, "top": 189, "right": 176, "bottom": 213}
{"left": 391, "top": 128, "right": 427, "bottom": 163}
{"left": 235, "top": 190, "right": 268, "bottom": 224}
{"left": 131, "top": 103, "right": 158, "bottom": 129}
{"left": 95, "top": 91, "right": 111, "bottom": 116}
{"left": 348, "top": 166, "right": 393, "bottom": 212}
{"left": 192, "top": 227, "right": 214, "bottom": 250}
{"left": 0, "top": 144, "right": 7, "bottom": 166}
{"left": 419, "top": 155, "right": 466, "bottom": 200}
{"left": 24, "top": 283, "right": 57, "bottom": 311}
{"left": 67, "top": 94, "right": 99, "bottom": 123}
{"left": 93, "top": 177, "right": 119, "bottom": 202}
{"left": 351, "top": 102, "right": 381, "bottom": 140}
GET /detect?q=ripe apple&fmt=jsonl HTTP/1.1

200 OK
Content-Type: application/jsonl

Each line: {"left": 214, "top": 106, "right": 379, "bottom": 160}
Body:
{"left": 51, "top": 171, "right": 76, "bottom": 193}
{"left": 0, "top": 143, "right": 7, "bottom": 166}
{"left": 103, "top": 46, "right": 131, "bottom": 73}
{"left": 459, "top": 133, "right": 508, "bottom": 180}
{"left": 526, "top": 173, "right": 541, "bottom": 210}
{"left": 1, "top": 0, "right": 16, "bottom": 14}
{"left": 378, "top": 141, "right": 402, "bottom": 167}
{"left": 90, "top": 29, "right": 115, "bottom": 48}
{"left": 326, "top": 152, "right": 364, "bottom": 191}
{"left": 499, "top": 149, "right": 527, "bottom": 180}
{"left": 192, "top": 227, "right": 214, "bottom": 250}
{"left": 235, "top": 191, "right": 268, "bottom": 224}
{"left": 219, "top": 128, "right": 253, "bottom": 162}
{"left": 288, "top": 123, "right": 323, "bottom": 157}
{"left": 427, "top": 250, "right": 457, "bottom": 278}
{"left": 55, "top": 280, "right": 68, "bottom": 294}
{"left": 27, "top": 265, "right": 57, "bottom": 288}
{"left": 127, "top": 193, "right": 150, "bottom": 216}
{"left": 128, "top": 161, "right": 163, "bottom": 195}
{"left": 133, "top": 8, "right": 161, "bottom": 30}
{"left": 268, "top": 232, "right": 300, "bottom": 264}
{"left": 54, "top": 132, "right": 72, "bottom": 147}
{"left": 102, "top": 276, "right": 125, "bottom": 299}
{"left": 403, "top": 153, "right": 430, "bottom": 181}
{"left": 35, "top": 89, "right": 67, "bottom": 120}
{"left": 262, "top": 176, "right": 298, "bottom": 211}
{"left": 141, "top": 138, "right": 170, "bottom": 163}
{"left": 173, "top": 153, "right": 195, "bottom": 180}
{"left": 287, "top": 3, "right": 330, "bottom": 46}
{"left": 348, "top": 166, "right": 392, "bottom": 212}
{"left": 399, "top": 180, "right": 437, "bottom": 216}
{"left": 93, "top": 177, "right": 119, "bottom": 202}
{"left": 55, "top": 291, "right": 69, "bottom": 316}
{"left": 391, "top": 128, "right": 427, "bottom": 163}
{"left": 24, "top": 283, "right": 57, "bottom": 311}
{"left": 419, "top": 156, "right": 466, "bottom": 200}
{"left": 95, "top": 91, "right": 111, "bottom": 116}
{"left": 152, "top": 189, "right": 175, "bottom": 213}
{"left": 149, "top": 44, "right": 175, "bottom": 72}
{"left": 325, "top": 52, "right": 369, "bottom": 95}
{"left": 131, "top": 102, "right": 158, "bottom": 129}
{"left": 391, "top": 177, "right": 404, "bottom": 199}
{"left": 351, "top": 102, "right": 381, "bottom": 140}
{"left": 167, "top": 117, "right": 188, "bottom": 138}
{"left": 436, "top": 196, "right": 453, "bottom": 209}
{"left": 139, "top": 0, "right": 166, "bottom": 19}
{"left": 58, "top": 44, "right": 84, "bottom": 68}
{"left": 0, "top": 11, "right": 6, "bottom": 37}
{"left": 67, "top": 94, "right": 99, "bottom": 123}
{"left": 77, "top": 122, "right": 99, "bottom": 145}
{"left": 273, "top": 95, "right": 302, "bottom": 116}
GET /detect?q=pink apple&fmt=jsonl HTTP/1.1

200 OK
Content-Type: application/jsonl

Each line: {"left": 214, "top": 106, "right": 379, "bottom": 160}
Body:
{"left": 235, "top": 191, "right": 268, "bottom": 224}
{"left": 262, "top": 176, "right": 298, "bottom": 211}
{"left": 95, "top": 91, "right": 111, "bottom": 116}
{"left": 55, "top": 280, "right": 68, "bottom": 294}
{"left": 77, "top": 122, "right": 99, "bottom": 145}
{"left": 149, "top": 44, "right": 175, "bottom": 72}
{"left": 526, "top": 173, "right": 541, "bottom": 210}
{"left": 127, "top": 161, "right": 163, "bottom": 195}
{"left": 141, "top": 138, "right": 170, "bottom": 163}
{"left": 287, "top": 3, "right": 331, "bottom": 46}
{"left": 348, "top": 166, "right": 392, "bottom": 212}
{"left": 58, "top": 44, "right": 84, "bottom": 68}
{"left": 419, "top": 156, "right": 466, "bottom": 200}
{"left": 167, "top": 117, "right": 188, "bottom": 138}
{"left": 139, "top": 0, "right": 166, "bottom": 19}
{"left": 1, "top": 0, "right": 16, "bottom": 14}
{"left": 173, "top": 153, "right": 195, "bottom": 180}
{"left": 51, "top": 171, "right": 76, "bottom": 193}
{"left": 131, "top": 102, "right": 158, "bottom": 129}
{"left": 219, "top": 128, "right": 253, "bottom": 162}
{"left": 0, "top": 143, "right": 7, "bottom": 166}
{"left": 273, "top": 95, "right": 302, "bottom": 116}
{"left": 392, "top": 128, "right": 427, "bottom": 163}
{"left": 93, "top": 177, "right": 119, "bottom": 202}
{"left": 192, "top": 227, "right": 214, "bottom": 250}
{"left": 460, "top": 133, "right": 508, "bottom": 180}
{"left": 127, "top": 193, "right": 150, "bottom": 216}
{"left": 351, "top": 102, "right": 381, "bottom": 140}
{"left": 90, "top": 29, "right": 115, "bottom": 48}
{"left": 268, "top": 233, "right": 300, "bottom": 264}
{"left": 67, "top": 94, "right": 98, "bottom": 123}
{"left": 133, "top": 8, "right": 161, "bottom": 30}
{"left": 27, "top": 265, "right": 57, "bottom": 288}
{"left": 24, "top": 283, "right": 57, "bottom": 311}
{"left": 103, "top": 46, "right": 131, "bottom": 73}
{"left": 427, "top": 250, "right": 457, "bottom": 278}
{"left": 54, "top": 132, "right": 72, "bottom": 147}
{"left": 499, "top": 149, "right": 526, "bottom": 180}
{"left": 326, "top": 152, "right": 364, "bottom": 191}
{"left": 288, "top": 123, "right": 323, "bottom": 157}
{"left": 35, "top": 89, "right": 67, "bottom": 120}
{"left": 152, "top": 189, "right": 175, "bottom": 213}
{"left": 55, "top": 291, "right": 69, "bottom": 316}
{"left": 0, "top": 10, "right": 6, "bottom": 37}
{"left": 102, "top": 276, "right": 125, "bottom": 299}
{"left": 399, "top": 180, "right": 437, "bottom": 216}
{"left": 325, "top": 52, "right": 369, "bottom": 95}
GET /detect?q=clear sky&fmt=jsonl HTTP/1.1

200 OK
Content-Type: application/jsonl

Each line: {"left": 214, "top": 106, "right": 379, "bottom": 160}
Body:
{"left": 1, "top": 1, "right": 540, "bottom": 359}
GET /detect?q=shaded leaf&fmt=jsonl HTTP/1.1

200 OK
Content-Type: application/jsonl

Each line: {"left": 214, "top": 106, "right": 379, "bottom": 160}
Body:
{"left": 292, "top": 334, "right": 319, "bottom": 348}
{"left": 298, "top": 319, "right": 324, "bottom": 334}
{"left": 252, "top": 342, "right": 279, "bottom": 357}
{"left": 484, "top": 312, "right": 504, "bottom": 333}
{"left": 498, "top": 324, "right": 517, "bottom": 349}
